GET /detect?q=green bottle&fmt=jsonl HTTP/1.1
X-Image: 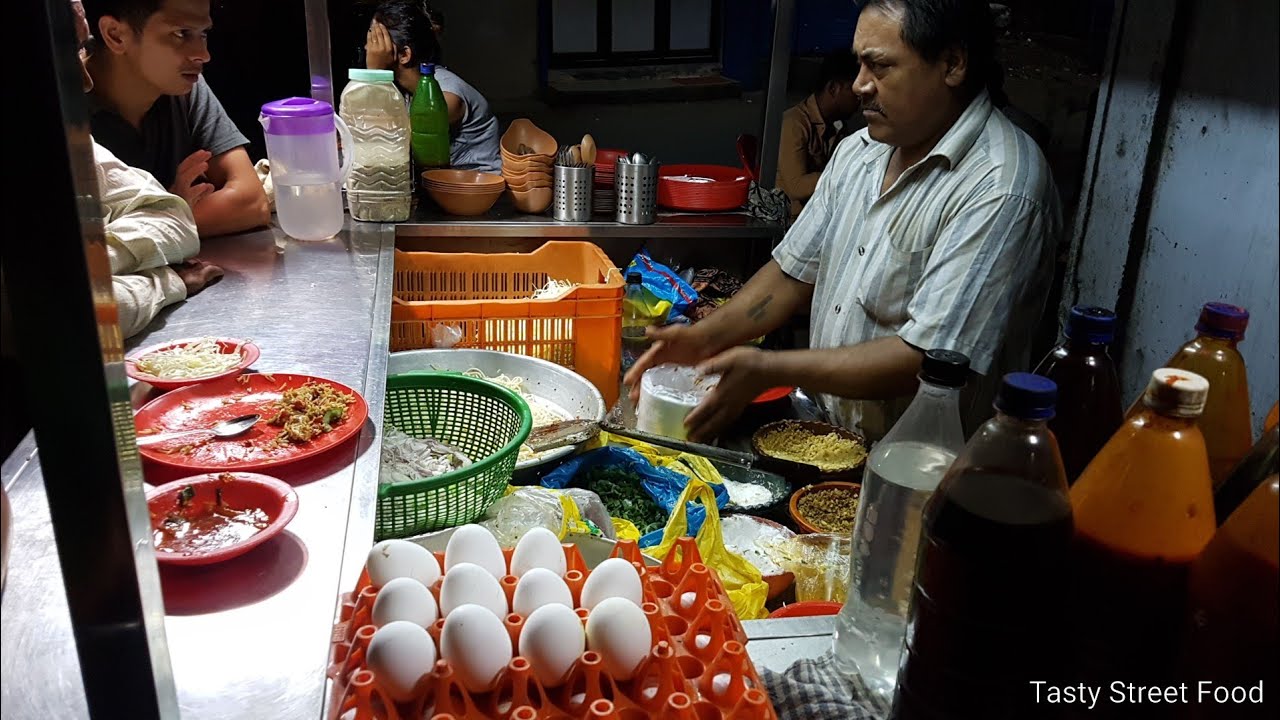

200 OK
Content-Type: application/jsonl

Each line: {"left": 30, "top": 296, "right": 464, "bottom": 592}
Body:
{"left": 410, "top": 63, "right": 450, "bottom": 168}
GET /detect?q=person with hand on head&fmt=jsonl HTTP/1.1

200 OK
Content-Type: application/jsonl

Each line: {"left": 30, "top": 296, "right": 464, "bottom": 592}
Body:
{"left": 625, "top": 0, "right": 1060, "bottom": 445}
{"left": 83, "top": 0, "right": 269, "bottom": 238}
{"left": 776, "top": 50, "right": 865, "bottom": 216}
{"left": 69, "top": 0, "right": 222, "bottom": 338}
{"left": 365, "top": 0, "right": 502, "bottom": 173}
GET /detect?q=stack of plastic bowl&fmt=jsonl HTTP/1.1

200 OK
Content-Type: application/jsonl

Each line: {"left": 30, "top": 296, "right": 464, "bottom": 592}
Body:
{"left": 593, "top": 148, "right": 628, "bottom": 215}
{"left": 500, "top": 119, "right": 556, "bottom": 214}
{"left": 421, "top": 169, "right": 506, "bottom": 216}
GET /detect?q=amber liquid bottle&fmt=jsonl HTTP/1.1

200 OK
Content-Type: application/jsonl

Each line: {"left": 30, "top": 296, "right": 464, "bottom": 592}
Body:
{"left": 1180, "top": 475, "right": 1278, "bottom": 720}
{"left": 1071, "top": 369, "right": 1217, "bottom": 719}
{"left": 1034, "top": 306, "right": 1123, "bottom": 484}
{"left": 889, "top": 373, "right": 1074, "bottom": 720}
{"left": 1158, "top": 302, "right": 1253, "bottom": 488}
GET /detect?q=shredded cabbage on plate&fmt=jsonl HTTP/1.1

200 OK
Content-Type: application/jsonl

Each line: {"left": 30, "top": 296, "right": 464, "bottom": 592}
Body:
{"left": 135, "top": 338, "right": 245, "bottom": 379}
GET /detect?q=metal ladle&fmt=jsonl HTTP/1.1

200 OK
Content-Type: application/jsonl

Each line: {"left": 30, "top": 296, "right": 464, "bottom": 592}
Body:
{"left": 137, "top": 413, "right": 261, "bottom": 447}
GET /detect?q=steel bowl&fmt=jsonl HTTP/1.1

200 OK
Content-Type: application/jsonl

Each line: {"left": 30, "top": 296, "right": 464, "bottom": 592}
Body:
{"left": 387, "top": 349, "right": 606, "bottom": 471}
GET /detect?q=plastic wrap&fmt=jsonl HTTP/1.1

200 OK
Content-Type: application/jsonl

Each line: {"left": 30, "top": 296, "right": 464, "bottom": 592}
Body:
{"left": 477, "top": 486, "right": 615, "bottom": 547}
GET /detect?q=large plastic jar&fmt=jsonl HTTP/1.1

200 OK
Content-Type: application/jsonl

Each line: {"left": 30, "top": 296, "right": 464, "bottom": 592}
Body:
{"left": 339, "top": 69, "right": 412, "bottom": 222}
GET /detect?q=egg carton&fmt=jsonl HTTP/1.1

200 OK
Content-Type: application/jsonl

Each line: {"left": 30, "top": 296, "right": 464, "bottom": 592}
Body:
{"left": 328, "top": 537, "right": 777, "bottom": 720}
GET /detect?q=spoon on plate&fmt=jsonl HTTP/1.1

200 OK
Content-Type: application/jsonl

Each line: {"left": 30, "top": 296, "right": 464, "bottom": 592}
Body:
{"left": 137, "top": 414, "right": 261, "bottom": 447}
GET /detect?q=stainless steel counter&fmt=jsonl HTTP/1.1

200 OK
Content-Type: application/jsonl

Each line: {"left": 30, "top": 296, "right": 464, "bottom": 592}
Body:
{"left": 743, "top": 615, "right": 836, "bottom": 673}
{"left": 1, "top": 219, "right": 396, "bottom": 719}
{"left": 397, "top": 199, "right": 785, "bottom": 239}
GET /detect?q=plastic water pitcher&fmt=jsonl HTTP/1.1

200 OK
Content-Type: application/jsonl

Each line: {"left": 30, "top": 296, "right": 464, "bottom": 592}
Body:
{"left": 260, "top": 97, "right": 353, "bottom": 241}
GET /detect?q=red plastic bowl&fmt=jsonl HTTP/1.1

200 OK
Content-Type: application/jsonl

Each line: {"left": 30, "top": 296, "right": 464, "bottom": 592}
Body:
{"left": 146, "top": 472, "right": 298, "bottom": 566}
{"left": 768, "top": 600, "right": 843, "bottom": 619}
{"left": 753, "top": 386, "right": 794, "bottom": 404}
{"left": 126, "top": 337, "right": 260, "bottom": 391}
{"left": 658, "top": 164, "right": 751, "bottom": 212}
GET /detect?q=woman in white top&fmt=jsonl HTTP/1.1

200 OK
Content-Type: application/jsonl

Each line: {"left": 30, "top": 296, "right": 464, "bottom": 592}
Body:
{"left": 365, "top": 0, "right": 502, "bottom": 173}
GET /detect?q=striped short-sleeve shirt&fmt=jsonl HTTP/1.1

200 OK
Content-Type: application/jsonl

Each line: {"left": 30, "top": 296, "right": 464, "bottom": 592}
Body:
{"left": 773, "top": 91, "right": 1062, "bottom": 439}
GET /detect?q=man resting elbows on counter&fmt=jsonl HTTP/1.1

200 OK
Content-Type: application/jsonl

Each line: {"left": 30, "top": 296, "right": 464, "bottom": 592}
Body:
{"left": 626, "top": 0, "right": 1061, "bottom": 443}
{"left": 83, "top": 0, "right": 270, "bottom": 238}
{"left": 70, "top": 0, "right": 222, "bottom": 337}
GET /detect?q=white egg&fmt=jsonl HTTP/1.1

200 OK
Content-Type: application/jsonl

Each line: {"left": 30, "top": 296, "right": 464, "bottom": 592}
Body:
{"left": 444, "top": 524, "right": 507, "bottom": 579}
{"left": 520, "top": 603, "right": 584, "bottom": 688}
{"left": 510, "top": 527, "right": 567, "bottom": 578}
{"left": 579, "top": 558, "right": 643, "bottom": 610}
{"left": 439, "top": 562, "right": 508, "bottom": 618}
{"left": 512, "top": 568, "right": 573, "bottom": 617}
{"left": 585, "top": 597, "right": 651, "bottom": 681}
{"left": 372, "top": 577, "right": 439, "bottom": 629}
{"left": 366, "top": 620, "right": 437, "bottom": 702}
{"left": 366, "top": 539, "right": 441, "bottom": 589}
{"left": 441, "top": 603, "right": 513, "bottom": 694}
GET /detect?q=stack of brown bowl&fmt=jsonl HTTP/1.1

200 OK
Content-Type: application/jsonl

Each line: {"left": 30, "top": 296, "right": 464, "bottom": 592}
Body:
{"left": 421, "top": 169, "right": 506, "bottom": 216}
{"left": 500, "top": 119, "right": 556, "bottom": 213}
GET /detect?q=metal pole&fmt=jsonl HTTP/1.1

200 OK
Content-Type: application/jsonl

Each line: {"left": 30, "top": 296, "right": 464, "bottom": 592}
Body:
{"left": 757, "top": 0, "right": 796, "bottom": 190}
{"left": 304, "top": 0, "right": 335, "bottom": 106}
{"left": 5, "top": 1, "right": 176, "bottom": 717}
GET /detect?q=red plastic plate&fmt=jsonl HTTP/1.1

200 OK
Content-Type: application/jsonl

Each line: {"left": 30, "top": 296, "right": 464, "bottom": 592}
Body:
{"left": 753, "top": 386, "right": 794, "bottom": 404}
{"left": 125, "top": 337, "right": 261, "bottom": 391}
{"left": 146, "top": 472, "right": 298, "bottom": 566}
{"left": 658, "top": 164, "right": 751, "bottom": 212}
{"left": 135, "top": 373, "right": 368, "bottom": 471}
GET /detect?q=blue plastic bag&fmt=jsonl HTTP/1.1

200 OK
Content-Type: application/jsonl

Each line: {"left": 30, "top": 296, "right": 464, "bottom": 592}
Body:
{"left": 626, "top": 251, "right": 699, "bottom": 324}
{"left": 541, "top": 446, "right": 728, "bottom": 548}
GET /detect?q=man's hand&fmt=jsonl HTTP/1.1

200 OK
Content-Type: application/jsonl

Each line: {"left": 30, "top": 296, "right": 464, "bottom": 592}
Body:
{"left": 173, "top": 259, "right": 224, "bottom": 297}
{"left": 366, "top": 20, "right": 396, "bottom": 70}
{"left": 624, "top": 324, "right": 717, "bottom": 402}
{"left": 170, "top": 150, "right": 214, "bottom": 209}
{"left": 683, "top": 346, "right": 774, "bottom": 442}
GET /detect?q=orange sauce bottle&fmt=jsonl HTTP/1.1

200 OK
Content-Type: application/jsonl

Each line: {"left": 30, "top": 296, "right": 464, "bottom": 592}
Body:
{"left": 1071, "top": 369, "right": 1217, "bottom": 718}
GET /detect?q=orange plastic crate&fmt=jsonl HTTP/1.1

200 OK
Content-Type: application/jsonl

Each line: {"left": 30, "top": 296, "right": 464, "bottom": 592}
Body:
{"left": 391, "top": 242, "right": 624, "bottom": 406}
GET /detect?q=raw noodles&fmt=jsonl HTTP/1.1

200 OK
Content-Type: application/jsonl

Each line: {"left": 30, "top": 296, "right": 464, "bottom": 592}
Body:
{"left": 379, "top": 426, "right": 472, "bottom": 486}
{"left": 135, "top": 337, "right": 245, "bottom": 379}
{"left": 461, "top": 369, "right": 572, "bottom": 462}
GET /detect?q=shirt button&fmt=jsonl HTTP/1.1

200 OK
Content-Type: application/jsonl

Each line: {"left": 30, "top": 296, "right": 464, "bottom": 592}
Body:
{"left": 858, "top": 247, "right": 866, "bottom": 256}
{"left": 835, "top": 305, "right": 842, "bottom": 314}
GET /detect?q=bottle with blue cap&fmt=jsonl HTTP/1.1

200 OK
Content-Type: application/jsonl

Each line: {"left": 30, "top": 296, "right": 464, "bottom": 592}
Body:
{"left": 1034, "top": 305, "right": 1123, "bottom": 484}
{"left": 888, "top": 373, "right": 1074, "bottom": 720}
{"left": 410, "top": 62, "right": 451, "bottom": 170}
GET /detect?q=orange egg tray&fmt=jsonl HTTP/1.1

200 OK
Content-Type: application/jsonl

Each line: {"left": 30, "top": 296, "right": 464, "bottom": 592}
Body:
{"left": 328, "top": 537, "right": 777, "bottom": 720}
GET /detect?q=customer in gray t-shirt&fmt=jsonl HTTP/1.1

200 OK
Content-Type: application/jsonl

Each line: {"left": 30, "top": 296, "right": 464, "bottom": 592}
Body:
{"left": 365, "top": 0, "right": 502, "bottom": 173}
{"left": 85, "top": 0, "right": 270, "bottom": 237}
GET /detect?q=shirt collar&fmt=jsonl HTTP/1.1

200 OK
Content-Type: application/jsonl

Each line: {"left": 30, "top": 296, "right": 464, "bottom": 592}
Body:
{"left": 799, "top": 94, "right": 826, "bottom": 132}
{"left": 858, "top": 90, "right": 994, "bottom": 169}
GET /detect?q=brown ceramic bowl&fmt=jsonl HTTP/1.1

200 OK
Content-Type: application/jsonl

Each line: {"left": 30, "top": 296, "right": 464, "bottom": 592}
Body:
{"left": 426, "top": 184, "right": 504, "bottom": 216}
{"left": 422, "top": 169, "right": 505, "bottom": 188}
{"left": 504, "top": 174, "right": 553, "bottom": 191}
{"left": 500, "top": 119, "right": 558, "bottom": 157}
{"left": 425, "top": 181, "right": 508, "bottom": 194}
{"left": 752, "top": 420, "right": 869, "bottom": 483}
{"left": 501, "top": 156, "right": 555, "bottom": 176}
{"left": 788, "top": 481, "right": 862, "bottom": 535}
{"left": 509, "top": 186, "right": 553, "bottom": 214}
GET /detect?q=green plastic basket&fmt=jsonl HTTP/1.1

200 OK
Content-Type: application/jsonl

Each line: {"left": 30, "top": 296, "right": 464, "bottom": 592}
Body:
{"left": 377, "top": 372, "right": 532, "bottom": 539}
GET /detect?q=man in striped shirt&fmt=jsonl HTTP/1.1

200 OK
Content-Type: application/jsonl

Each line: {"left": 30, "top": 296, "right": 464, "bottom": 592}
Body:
{"left": 626, "top": 0, "right": 1060, "bottom": 442}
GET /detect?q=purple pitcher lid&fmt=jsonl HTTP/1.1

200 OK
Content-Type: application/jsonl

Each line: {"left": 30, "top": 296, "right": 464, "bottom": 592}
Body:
{"left": 261, "top": 97, "right": 334, "bottom": 118}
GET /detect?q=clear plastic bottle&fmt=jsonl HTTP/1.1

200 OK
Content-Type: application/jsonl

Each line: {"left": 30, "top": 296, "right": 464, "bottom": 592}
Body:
{"left": 889, "top": 373, "right": 1074, "bottom": 720}
{"left": 1158, "top": 302, "right": 1253, "bottom": 488}
{"left": 1033, "top": 306, "right": 1123, "bottom": 484}
{"left": 339, "top": 69, "right": 412, "bottom": 222}
{"left": 832, "top": 349, "right": 970, "bottom": 700}
{"left": 621, "top": 272, "right": 653, "bottom": 377}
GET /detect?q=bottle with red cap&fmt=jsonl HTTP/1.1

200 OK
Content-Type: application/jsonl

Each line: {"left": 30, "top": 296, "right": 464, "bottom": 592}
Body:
{"left": 1034, "top": 306, "right": 1124, "bottom": 484}
{"left": 1152, "top": 302, "right": 1253, "bottom": 488}
{"left": 1071, "top": 368, "right": 1217, "bottom": 718}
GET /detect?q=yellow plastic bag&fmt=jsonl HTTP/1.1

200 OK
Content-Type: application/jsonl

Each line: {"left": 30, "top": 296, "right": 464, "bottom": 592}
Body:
{"left": 647, "top": 478, "right": 769, "bottom": 620}
{"left": 606, "top": 433, "right": 726, "bottom": 490}
{"left": 611, "top": 517, "right": 641, "bottom": 543}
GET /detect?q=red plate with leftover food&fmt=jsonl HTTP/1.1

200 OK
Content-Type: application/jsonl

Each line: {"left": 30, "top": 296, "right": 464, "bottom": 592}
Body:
{"left": 125, "top": 337, "right": 261, "bottom": 391}
{"left": 135, "top": 372, "right": 368, "bottom": 471}
{"left": 146, "top": 472, "right": 299, "bottom": 566}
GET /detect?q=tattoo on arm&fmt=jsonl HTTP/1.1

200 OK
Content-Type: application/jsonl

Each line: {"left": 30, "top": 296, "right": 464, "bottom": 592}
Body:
{"left": 747, "top": 294, "right": 774, "bottom": 322}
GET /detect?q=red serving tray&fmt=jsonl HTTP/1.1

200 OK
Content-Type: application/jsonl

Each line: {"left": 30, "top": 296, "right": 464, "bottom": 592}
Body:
{"left": 125, "top": 337, "right": 261, "bottom": 391}
{"left": 135, "top": 372, "right": 368, "bottom": 472}
{"left": 657, "top": 164, "right": 751, "bottom": 212}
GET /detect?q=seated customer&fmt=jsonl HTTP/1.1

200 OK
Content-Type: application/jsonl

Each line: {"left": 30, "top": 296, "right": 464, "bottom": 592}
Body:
{"left": 83, "top": 0, "right": 270, "bottom": 238}
{"left": 776, "top": 51, "right": 864, "bottom": 216}
{"left": 365, "top": 0, "right": 502, "bottom": 173}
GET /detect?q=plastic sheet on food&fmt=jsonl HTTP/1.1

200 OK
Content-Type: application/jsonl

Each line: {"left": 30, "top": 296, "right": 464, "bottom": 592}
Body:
{"left": 477, "top": 486, "right": 616, "bottom": 547}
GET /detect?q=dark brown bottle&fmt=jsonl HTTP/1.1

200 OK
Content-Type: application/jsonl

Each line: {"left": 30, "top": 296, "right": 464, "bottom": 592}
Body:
{"left": 1034, "top": 306, "right": 1123, "bottom": 484}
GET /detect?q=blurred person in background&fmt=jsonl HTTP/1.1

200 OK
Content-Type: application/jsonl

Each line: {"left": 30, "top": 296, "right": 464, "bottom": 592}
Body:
{"left": 776, "top": 51, "right": 865, "bottom": 217}
{"left": 364, "top": 0, "right": 502, "bottom": 173}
